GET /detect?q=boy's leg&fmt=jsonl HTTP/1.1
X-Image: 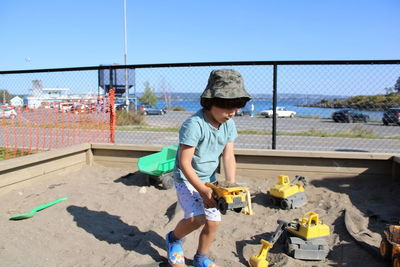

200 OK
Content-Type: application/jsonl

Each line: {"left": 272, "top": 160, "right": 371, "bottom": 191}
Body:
{"left": 193, "top": 208, "right": 221, "bottom": 266}
{"left": 197, "top": 220, "right": 220, "bottom": 254}
{"left": 174, "top": 214, "right": 206, "bottom": 238}
{"left": 167, "top": 181, "right": 212, "bottom": 266}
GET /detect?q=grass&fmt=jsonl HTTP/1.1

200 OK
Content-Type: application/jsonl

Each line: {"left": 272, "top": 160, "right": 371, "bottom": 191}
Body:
{"left": 115, "top": 125, "right": 385, "bottom": 139}
{"left": 288, "top": 126, "right": 380, "bottom": 139}
{"left": 238, "top": 129, "right": 272, "bottom": 135}
{"left": 0, "top": 147, "right": 34, "bottom": 160}
{"left": 241, "top": 125, "right": 384, "bottom": 139}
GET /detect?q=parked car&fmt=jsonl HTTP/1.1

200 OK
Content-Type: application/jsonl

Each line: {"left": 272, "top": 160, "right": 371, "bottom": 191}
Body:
{"left": 260, "top": 107, "right": 296, "bottom": 118}
{"left": 138, "top": 104, "right": 166, "bottom": 115}
{"left": 382, "top": 107, "right": 400, "bottom": 126}
{"left": 58, "top": 103, "right": 74, "bottom": 113}
{"left": 0, "top": 107, "right": 17, "bottom": 119}
{"left": 71, "top": 104, "right": 91, "bottom": 114}
{"left": 116, "top": 103, "right": 128, "bottom": 111}
{"left": 332, "top": 109, "right": 369, "bottom": 123}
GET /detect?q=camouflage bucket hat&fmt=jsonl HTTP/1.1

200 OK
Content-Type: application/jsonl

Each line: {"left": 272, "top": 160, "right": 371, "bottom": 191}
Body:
{"left": 201, "top": 69, "right": 251, "bottom": 99}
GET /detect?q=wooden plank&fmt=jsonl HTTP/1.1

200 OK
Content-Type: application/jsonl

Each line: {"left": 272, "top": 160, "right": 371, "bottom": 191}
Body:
{"left": 94, "top": 160, "right": 137, "bottom": 171}
{"left": 236, "top": 162, "right": 390, "bottom": 175}
{"left": 91, "top": 143, "right": 163, "bottom": 152}
{"left": 92, "top": 149, "right": 152, "bottom": 160}
{"left": 234, "top": 148, "right": 394, "bottom": 160}
{"left": 0, "top": 143, "right": 90, "bottom": 172}
{"left": 235, "top": 169, "right": 359, "bottom": 180}
{"left": 0, "top": 153, "right": 86, "bottom": 188}
{"left": 0, "top": 162, "right": 85, "bottom": 197}
{"left": 93, "top": 155, "right": 136, "bottom": 163}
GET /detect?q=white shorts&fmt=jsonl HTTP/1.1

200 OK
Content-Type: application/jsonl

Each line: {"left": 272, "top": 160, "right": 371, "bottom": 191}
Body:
{"left": 174, "top": 181, "right": 221, "bottom": 222}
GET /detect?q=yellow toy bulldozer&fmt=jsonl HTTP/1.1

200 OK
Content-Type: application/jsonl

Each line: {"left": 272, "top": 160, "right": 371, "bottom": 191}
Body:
{"left": 380, "top": 223, "right": 400, "bottom": 267}
{"left": 205, "top": 182, "right": 249, "bottom": 215}
{"left": 267, "top": 175, "right": 307, "bottom": 209}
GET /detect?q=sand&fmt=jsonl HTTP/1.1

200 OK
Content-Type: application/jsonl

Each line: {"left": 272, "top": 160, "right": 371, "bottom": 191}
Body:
{"left": 1, "top": 165, "right": 399, "bottom": 267}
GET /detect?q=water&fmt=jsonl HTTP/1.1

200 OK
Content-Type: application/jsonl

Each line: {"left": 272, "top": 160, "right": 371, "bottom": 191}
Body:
{"left": 158, "top": 99, "right": 384, "bottom": 121}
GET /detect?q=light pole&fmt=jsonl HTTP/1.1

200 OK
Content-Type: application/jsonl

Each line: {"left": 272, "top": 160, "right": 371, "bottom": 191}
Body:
{"left": 123, "top": 0, "right": 129, "bottom": 110}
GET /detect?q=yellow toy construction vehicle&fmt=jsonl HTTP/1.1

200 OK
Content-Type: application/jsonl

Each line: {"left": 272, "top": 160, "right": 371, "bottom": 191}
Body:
{"left": 267, "top": 175, "right": 307, "bottom": 209}
{"left": 380, "top": 223, "right": 400, "bottom": 267}
{"left": 285, "top": 211, "right": 330, "bottom": 260}
{"left": 249, "top": 220, "right": 287, "bottom": 267}
{"left": 205, "top": 182, "right": 248, "bottom": 215}
{"left": 249, "top": 212, "right": 330, "bottom": 266}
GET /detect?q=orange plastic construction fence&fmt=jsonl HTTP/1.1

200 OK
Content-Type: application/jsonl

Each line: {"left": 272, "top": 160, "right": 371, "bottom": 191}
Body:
{"left": 0, "top": 93, "right": 115, "bottom": 160}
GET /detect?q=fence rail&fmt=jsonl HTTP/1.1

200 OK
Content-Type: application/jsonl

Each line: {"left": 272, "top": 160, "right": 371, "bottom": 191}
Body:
{"left": 1, "top": 60, "right": 400, "bottom": 157}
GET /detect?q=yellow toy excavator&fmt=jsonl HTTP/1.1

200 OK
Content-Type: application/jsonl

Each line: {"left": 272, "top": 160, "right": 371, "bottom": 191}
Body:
{"left": 267, "top": 175, "right": 307, "bottom": 209}
{"left": 249, "top": 212, "right": 330, "bottom": 266}
{"left": 285, "top": 211, "right": 330, "bottom": 260}
{"left": 249, "top": 220, "right": 287, "bottom": 267}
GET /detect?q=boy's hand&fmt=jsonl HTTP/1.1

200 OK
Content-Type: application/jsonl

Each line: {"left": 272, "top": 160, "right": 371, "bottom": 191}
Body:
{"left": 199, "top": 186, "right": 216, "bottom": 209}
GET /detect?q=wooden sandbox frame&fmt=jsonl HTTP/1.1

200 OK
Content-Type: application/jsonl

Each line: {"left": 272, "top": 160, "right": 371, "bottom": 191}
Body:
{"left": 0, "top": 143, "right": 398, "bottom": 192}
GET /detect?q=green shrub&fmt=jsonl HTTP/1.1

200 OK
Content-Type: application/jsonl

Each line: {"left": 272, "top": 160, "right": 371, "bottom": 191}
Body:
{"left": 116, "top": 110, "right": 145, "bottom": 126}
{"left": 172, "top": 106, "right": 186, "bottom": 111}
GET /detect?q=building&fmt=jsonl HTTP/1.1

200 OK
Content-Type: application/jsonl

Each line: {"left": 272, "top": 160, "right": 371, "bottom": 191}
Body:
{"left": 10, "top": 96, "right": 23, "bottom": 107}
{"left": 24, "top": 80, "right": 100, "bottom": 108}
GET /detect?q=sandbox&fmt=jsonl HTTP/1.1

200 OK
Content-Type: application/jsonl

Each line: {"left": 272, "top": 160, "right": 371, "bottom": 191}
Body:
{"left": 0, "top": 144, "right": 399, "bottom": 266}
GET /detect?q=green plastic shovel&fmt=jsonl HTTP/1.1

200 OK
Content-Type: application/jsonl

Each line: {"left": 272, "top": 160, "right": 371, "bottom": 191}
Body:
{"left": 9, "top": 197, "right": 68, "bottom": 220}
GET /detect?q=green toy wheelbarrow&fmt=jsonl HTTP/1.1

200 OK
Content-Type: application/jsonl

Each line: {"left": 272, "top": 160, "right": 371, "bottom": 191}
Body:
{"left": 137, "top": 144, "right": 178, "bottom": 189}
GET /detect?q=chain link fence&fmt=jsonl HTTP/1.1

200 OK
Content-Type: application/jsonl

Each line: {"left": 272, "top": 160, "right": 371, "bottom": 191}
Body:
{"left": 1, "top": 60, "right": 399, "bottom": 157}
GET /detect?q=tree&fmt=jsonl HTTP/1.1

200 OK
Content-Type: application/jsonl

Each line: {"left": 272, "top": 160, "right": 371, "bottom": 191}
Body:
{"left": 138, "top": 82, "right": 158, "bottom": 106}
{"left": 0, "top": 89, "right": 12, "bottom": 103}
{"left": 394, "top": 76, "right": 400, "bottom": 93}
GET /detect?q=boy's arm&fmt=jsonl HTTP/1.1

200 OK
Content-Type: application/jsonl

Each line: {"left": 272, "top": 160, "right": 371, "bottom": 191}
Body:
{"left": 179, "top": 144, "right": 216, "bottom": 208}
{"left": 222, "top": 142, "right": 236, "bottom": 183}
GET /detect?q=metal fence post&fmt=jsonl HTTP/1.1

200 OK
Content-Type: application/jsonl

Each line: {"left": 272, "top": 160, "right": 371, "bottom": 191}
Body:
{"left": 272, "top": 64, "right": 278, "bottom": 149}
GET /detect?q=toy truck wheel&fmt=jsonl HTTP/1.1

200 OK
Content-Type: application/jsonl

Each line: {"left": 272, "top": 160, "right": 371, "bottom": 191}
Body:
{"left": 218, "top": 198, "right": 228, "bottom": 215}
{"left": 393, "top": 254, "right": 400, "bottom": 267}
{"left": 280, "top": 199, "right": 291, "bottom": 210}
{"left": 160, "top": 173, "right": 174, "bottom": 190}
{"left": 233, "top": 208, "right": 242, "bottom": 213}
{"left": 380, "top": 238, "right": 392, "bottom": 260}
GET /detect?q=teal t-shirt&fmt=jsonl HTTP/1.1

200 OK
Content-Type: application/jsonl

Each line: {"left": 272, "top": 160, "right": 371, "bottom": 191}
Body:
{"left": 173, "top": 109, "right": 238, "bottom": 183}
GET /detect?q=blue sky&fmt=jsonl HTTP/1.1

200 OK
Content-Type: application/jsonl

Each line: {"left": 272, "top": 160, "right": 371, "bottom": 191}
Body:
{"left": 1, "top": 0, "right": 400, "bottom": 71}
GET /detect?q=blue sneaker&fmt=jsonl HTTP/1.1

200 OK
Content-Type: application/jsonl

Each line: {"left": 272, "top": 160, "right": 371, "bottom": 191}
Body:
{"left": 193, "top": 256, "right": 219, "bottom": 267}
{"left": 165, "top": 232, "right": 185, "bottom": 266}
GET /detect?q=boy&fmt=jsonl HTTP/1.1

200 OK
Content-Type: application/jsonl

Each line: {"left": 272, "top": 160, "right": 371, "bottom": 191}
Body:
{"left": 166, "top": 69, "right": 251, "bottom": 267}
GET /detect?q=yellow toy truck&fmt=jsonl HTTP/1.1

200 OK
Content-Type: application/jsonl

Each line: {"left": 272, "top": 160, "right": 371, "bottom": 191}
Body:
{"left": 205, "top": 182, "right": 248, "bottom": 215}
{"left": 267, "top": 175, "right": 307, "bottom": 209}
{"left": 380, "top": 223, "right": 400, "bottom": 267}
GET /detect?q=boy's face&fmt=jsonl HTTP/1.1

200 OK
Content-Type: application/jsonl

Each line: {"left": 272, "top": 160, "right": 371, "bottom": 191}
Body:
{"left": 209, "top": 106, "right": 237, "bottom": 123}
